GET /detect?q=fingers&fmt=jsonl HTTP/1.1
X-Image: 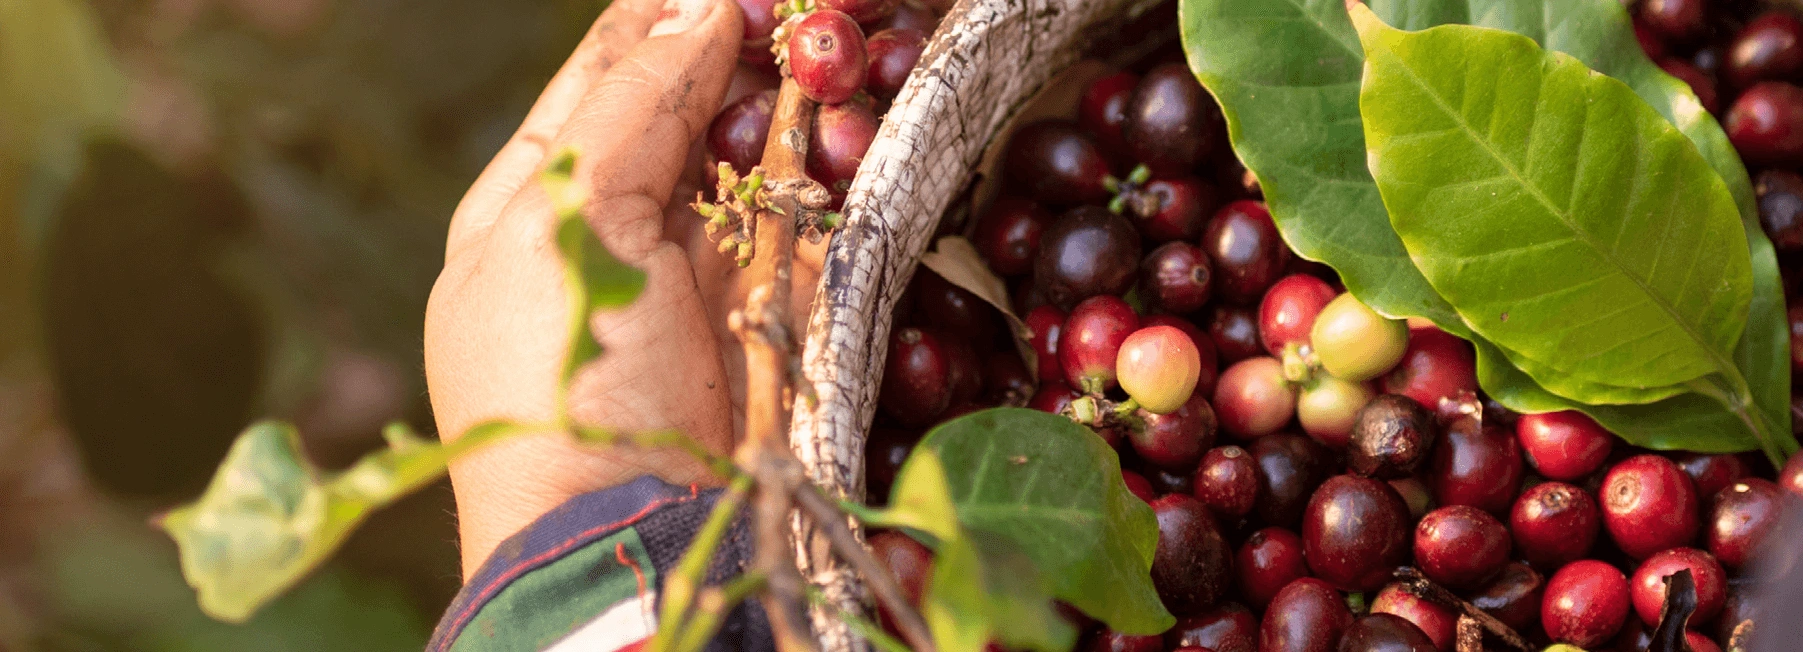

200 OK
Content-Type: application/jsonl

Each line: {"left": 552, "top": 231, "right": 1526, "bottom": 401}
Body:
{"left": 522, "top": 0, "right": 744, "bottom": 265}
{"left": 446, "top": 0, "right": 666, "bottom": 260}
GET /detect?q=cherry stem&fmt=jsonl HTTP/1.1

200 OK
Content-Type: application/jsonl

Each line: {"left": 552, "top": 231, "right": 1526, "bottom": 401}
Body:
{"left": 1392, "top": 567, "right": 1532, "bottom": 651}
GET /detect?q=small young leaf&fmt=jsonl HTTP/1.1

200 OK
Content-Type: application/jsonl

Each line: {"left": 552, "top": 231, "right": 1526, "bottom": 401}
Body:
{"left": 908, "top": 408, "right": 1174, "bottom": 635}
{"left": 540, "top": 148, "right": 648, "bottom": 385}
{"left": 157, "top": 419, "right": 537, "bottom": 621}
{"left": 1354, "top": 6, "right": 1752, "bottom": 392}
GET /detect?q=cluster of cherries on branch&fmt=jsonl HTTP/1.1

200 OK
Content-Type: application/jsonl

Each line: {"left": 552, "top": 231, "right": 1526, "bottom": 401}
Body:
{"left": 854, "top": 33, "right": 1803, "bottom": 652}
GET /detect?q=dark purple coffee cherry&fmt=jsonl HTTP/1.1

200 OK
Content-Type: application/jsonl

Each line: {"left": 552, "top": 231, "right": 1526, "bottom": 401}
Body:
{"left": 1202, "top": 200, "right": 1289, "bottom": 305}
{"left": 1167, "top": 603, "right": 1259, "bottom": 652}
{"left": 1347, "top": 394, "right": 1438, "bottom": 480}
{"left": 1035, "top": 205, "right": 1143, "bottom": 308}
{"left": 1658, "top": 57, "right": 1718, "bottom": 113}
{"left": 1673, "top": 452, "right": 1748, "bottom": 500}
{"left": 1131, "top": 177, "right": 1220, "bottom": 243}
{"left": 1302, "top": 475, "right": 1412, "bottom": 592}
{"left": 1123, "top": 63, "right": 1219, "bottom": 176}
{"left": 1236, "top": 527, "right": 1307, "bottom": 610}
{"left": 982, "top": 351, "right": 1033, "bottom": 406}
{"left": 1640, "top": 0, "right": 1706, "bottom": 43}
{"left": 707, "top": 89, "right": 778, "bottom": 176}
{"left": 808, "top": 101, "right": 880, "bottom": 198}
{"left": 865, "top": 426, "right": 920, "bottom": 503}
{"left": 1208, "top": 306, "right": 1263, "bottom": 364}
{"left": 1150, "top": 494, "right": 1233, "bottom": 615}
{"left": 736, "top": 0, "right": 782, "bottom": 67}
{"left": 909, "top": 269, "right": 999, "bottom": 345}
{"left": 1469, "top": 561, "right": 1544, "bottom": 636}
{"left": 1337, "top": 613, "right": 1435, "bottom": 652}
{"left": 1727, "top": 11, "right": 1803, "bottom": 89}
{"left": 1428, "top": 419, "right": 1524, "bottom": 516}
{"left": 1087, "top": 630, "right": 1163, "bottom": 652}
{"left": 1140, "top": 242, "right": 1214, "bottom": 314}
{"left": 1251, "top": 433, "right": 1335, "bottom": 529}
{"left": 1708, "top": 478, "right": 1783, "bottom": 570}
{"left": 1756, "top": 169, "right": 1803, "bottom": 252}
{"left": 1132, "top": 393, "right": 1217, "bottom": 470}
{"left": 1371, "top": 584, "right": 1457, "bottom": 652}
{"left": 1261, "top": 578, "right": 1354, "bottom": 652}
{"left": 789, "top": 10, "right": 868, "bottom": 105}
{"left": 1413, "top": 505, "right": 1510, "bottom": 590}
{"left": 1005, "top": 120, "right": 1112, "bottom": 206}
{"left": 1080, "top": 71, "right": 1140, "bottom": 158}
{"left": 971, "top": 198, "right": 1047, "bottom": 277}
{"left": 879, "top": 327, "right": 951, "bottom": 426}
{"left": 1195, "top": 445, "right": 1258, "bottom": 519}
{"left": 1025, "top": 304, "right": 1066, "bottom": 383}
{"left": 1726, "top": 81, "right": 1803, "bottom": 166}
{"left": 864, "top": 28, "right": 924, "bottom": 99}
{"left": 1149, "top": 467, "right": 1197, "bottom": 496}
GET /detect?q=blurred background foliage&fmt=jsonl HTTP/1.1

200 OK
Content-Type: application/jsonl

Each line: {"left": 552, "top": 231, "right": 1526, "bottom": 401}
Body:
{"left": 0, "top": 0, "right": 610, "bottom": 647}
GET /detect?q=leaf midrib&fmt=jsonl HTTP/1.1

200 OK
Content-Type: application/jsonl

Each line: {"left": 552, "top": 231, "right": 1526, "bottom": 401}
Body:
{"left": 1378, "top": 40, "right": 1733, "bottom": 380}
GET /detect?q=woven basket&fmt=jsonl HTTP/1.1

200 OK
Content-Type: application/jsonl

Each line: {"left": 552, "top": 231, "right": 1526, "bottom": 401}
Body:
{"left": 784, "top": 0, "right": 1167, "bottom": 649}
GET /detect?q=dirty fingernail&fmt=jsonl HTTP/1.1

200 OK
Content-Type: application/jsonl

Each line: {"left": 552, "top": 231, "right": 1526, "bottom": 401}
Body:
{"left": 648, "top": 0, "right": 711, "bottom": 37}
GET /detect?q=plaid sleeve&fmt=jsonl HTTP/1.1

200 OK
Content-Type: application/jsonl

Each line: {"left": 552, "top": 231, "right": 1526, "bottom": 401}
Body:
{"left": 428, "top": 476, "right": 773, "bottom": 652}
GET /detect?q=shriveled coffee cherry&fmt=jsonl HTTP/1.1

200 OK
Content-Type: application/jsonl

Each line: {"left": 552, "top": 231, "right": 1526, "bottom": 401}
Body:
{"left": 1209, "top": 306, "right": 1263, "bottom": 364}
{"left": 1674, "top": 452, "right": 1748, "bottom": 499}
{"left": 789, "top": 10, "right": 868, "bottom": 104}
{"left": 707, "top": 89, "right": 778, "bottom": 176}
{"left": 1005, "top": 121, "right": 1113, "bottom": 206}
{"left": 1414, "top": 505, "right": 1509, "bottom": 590}
{"left": 1381, "top": 326, "right": 1476, "bottom": 413}
{"left": 864, "top": 28, "right": 924, "bottom": 99}
{"left": 1259, "top": 274, "right": 1337, "bottom": 356}
{"left": 1630, "top": 547, "right": 1726, "bottom": 625}
{"left": 1119, "top": 326, "right": 1202, "bottom": 414}
{"left": 1347, "top": 394, "right": 1438, "bottom": 479}
{"left": 1303, "top": 475, "right": 1412, "bottom": 592}
{"left": 972, "top": 198, "right": 1047, "bottom": 277}
{"left": 1601, "top": 454, "right": 1700, "bottom": 559}
{"left": 1236, "top": 527, "right": 1308, "bottom": 610}
{"left": 1542, "top": 560, "right": 1631, "bottom": 648}
{"left": 1088, "top": 631, "right": 1162, "bottom": 652}
{"left": 1150, "top": 494, "right": 1233, "bottom": 614}
{"left": 1312, "top": 293, "right": 1408, "bottom": 382}
{"left": 1140, "top": 242, "right": 1214, "bottom": 314}
{"left": 1195, "top": 445, "right": 1258, "bottom": 519}
{"left": 1167, "top": 603, "right": 1259, "bottom": 652}
{"left": 1727, "top": 11, "right": 1803, "bottom": 89}
{"left": 1025, "top": 305, "right": 1065, "bottom": 382}
{"left": 1517, "top": 410, "right": 1614, "bottom": 481}
{"left": 1080, "top": 71, "right": 1140, "bottom": 157}
{"left": 1510, "top": 481, "right": 1600, "bottom": 571}
{"left": 1252, "top": 433, "right": 1336, "bottom": 528}
{"left": 1144, "top": 315, "right": 1219, "bottom": 397}
{"left": 808, "top": 101, "right": 880, "bottom": 197}
{"left": 1203, "top": 201, "right": 1289, "bottom": 305}
{"left": 1036, "top": 206, "right": 1143, "bottom": 308}
{"left": 736, "top": 0, "right": 782, "bottom": 66}
{"left": 1469, "top": 562, "right": 1544, "bottom": 635}
{"left": 1708, "top": 478, "right": 1782, "bottom": 569}
{"left": 1371, "top": 584, "right": 1457, "bottom": 652}
{"left": 1338, "top": 614, "right": 1435, "bottom": 652}
{"left": 879, "top": 327, "right": 952, "bottom": 426}
{"left": 1123, "top": 469, "right": 1157, "bottom": 503}
{"left": 1726, "top": 81, "right": 1803, "bottom": 166}
{"left": 1123, "top": 63, "right": 1219, "bottom": 176}
{"left": 1261, "top": 578, "right": 1354, "bottom": 652}
{"left": 1133, "top": 177, "right": 1220, "bottom": 243}
{"left": 1297, "top": 375, "right": 1375, "bottom": 450}
{"left": 1428, "top": 419, "right": 1524, "bottom": 516}
{"left": 1388, "top": 477, "right": 1433, "bottom": 521}
{"left": 1659, "top": 58, "right": 1718, "bottom": 113}
{"left": 1640, "top": 0, "right": 1705, "bottom": 42}
{"left": 1132, "top": 393, "right": 1217, "bottom": 470}
{"left": 1214, "top": 357, "right": 1297, "bottom": 439}
{"left": 865, "top": 426, "right": 919, "bottom": 502}
{"left": 1757, "top": 169, "right": 1803, "bottom": 252}
{"left": 1060, "top": 295, "right": 1139, "bottom": 394}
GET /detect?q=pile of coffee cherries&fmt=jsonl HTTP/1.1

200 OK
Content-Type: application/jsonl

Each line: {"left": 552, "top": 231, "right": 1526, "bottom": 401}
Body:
{"left": 857, "top": 33, "right": 1803, "bottom": 652}
{"left": 708, "top": 0, "right": 944, "bottom": 207}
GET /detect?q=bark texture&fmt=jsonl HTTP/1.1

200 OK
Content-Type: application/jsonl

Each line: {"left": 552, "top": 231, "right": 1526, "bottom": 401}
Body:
{"left": 786, "top": 0, "right": 1167, "bottom": 649}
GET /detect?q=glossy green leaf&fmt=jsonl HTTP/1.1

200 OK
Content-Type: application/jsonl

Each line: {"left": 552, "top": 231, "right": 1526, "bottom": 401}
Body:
{"left": 1356, "top": 6, "right": 1751, "bottom": 392}
{"left": 876, "top": 451, "right": 1076, "bottom": 652}
{"left": 542, "top": 148, "right": 647, "bottom": 385}
{"left": 158, "top": 419, "right": 535, "bottom": 622}
{"left": 1367, "top": 0, "right": 1792, "bottom": 452}
{"left": 910, "top": 408, "right": 1173, "bottom": 635}
{"left": 1180, "top": 0, "right": 1792, "bottom": 457}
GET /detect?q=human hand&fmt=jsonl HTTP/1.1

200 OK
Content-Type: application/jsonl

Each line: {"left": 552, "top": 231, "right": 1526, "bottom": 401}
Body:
{"left": 423, "top": 0, "right": 821, "bottom": 576}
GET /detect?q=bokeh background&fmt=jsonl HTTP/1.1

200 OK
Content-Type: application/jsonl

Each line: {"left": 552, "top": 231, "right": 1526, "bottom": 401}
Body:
{"left": 0, "top": 0, "right": 610, "bottom": 648}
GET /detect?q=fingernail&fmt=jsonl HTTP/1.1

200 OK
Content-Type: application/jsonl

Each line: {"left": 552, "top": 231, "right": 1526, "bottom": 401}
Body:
{"left": 648, "top": 0, "right": 710, "bottom": 37}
